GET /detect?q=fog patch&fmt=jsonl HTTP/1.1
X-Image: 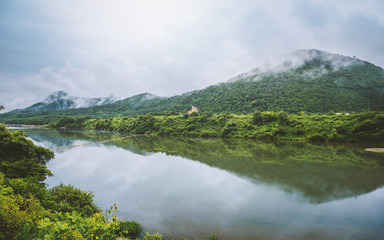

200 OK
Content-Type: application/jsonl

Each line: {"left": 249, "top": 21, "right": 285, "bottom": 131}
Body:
{"left": 226, "top": 49, "right": 364, "bottom": 83}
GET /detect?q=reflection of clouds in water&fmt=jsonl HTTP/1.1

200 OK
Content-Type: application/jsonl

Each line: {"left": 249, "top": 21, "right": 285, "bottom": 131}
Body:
{"left": 21, "top": 129, "right": 76, "bottom": 149}
{"left": 44, "top": 144, "right": 384, "bottom": 240}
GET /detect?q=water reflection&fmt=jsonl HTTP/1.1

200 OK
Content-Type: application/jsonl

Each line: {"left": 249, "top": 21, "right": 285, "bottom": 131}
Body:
{"left": 22, "top": 129, "right": 384, "bottom": 240}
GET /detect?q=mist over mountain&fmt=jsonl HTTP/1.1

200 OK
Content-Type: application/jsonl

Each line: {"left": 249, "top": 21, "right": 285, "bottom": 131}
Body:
{"left": 161, "top": 49, "right": 383, "bottom": 114}
{"left": 8, "top": 91, "right": 116, "bottom": 113}
{"left": 118, "top": 49, "right": 383, "bottom": 114}
{"left": 1, "top": 49, "right": 384, "bottom": 124}
{"left": 227, "top": 49, "right": 363, "bottom": 82}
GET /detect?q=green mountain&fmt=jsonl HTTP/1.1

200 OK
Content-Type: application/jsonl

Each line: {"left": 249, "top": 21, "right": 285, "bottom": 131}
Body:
{"left": 8, "top": 91, "right": 116, "bottom": 113}
{"left": 148, "top": 49, "right": 384, "bottom": 114}
{"left": 1, "top": 49, "right": 384, "bottom": 124}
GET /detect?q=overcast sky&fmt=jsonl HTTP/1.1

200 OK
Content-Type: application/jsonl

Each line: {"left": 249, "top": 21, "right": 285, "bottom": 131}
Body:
{"left": 1, "top": 0, "right": 384, "bottom": 110}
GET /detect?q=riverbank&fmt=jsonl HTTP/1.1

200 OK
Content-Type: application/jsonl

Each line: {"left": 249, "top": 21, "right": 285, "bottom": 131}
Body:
{"left": 48, "top": 111, "right": 384, "bottom": 144}
{"left": 5, "top": 123, "right": 46, "bottom": 128}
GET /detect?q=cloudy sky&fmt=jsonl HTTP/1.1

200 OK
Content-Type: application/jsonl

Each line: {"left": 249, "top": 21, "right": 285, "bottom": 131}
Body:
{"left": 1, "top": 0, "right": 384, "bottom": 110}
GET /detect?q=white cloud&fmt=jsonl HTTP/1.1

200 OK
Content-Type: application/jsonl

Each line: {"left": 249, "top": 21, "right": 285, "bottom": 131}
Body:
{"left": 1, "top": 0, "right": 384, "bottom": 110}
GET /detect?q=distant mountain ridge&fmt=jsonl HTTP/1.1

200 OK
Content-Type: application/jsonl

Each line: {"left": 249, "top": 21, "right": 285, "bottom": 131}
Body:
{"left": 226, "top": 49, "right": 363, "bottom": 83}
{"left": 9, "top": 91, "right": 116, "bottom": 113}
{"left": 1, "top": 49, "right": 384, "bottom": 124}
{"left": 107, "top": 49, "right": 382, "bottom": 114}
{"left": 161, "top": 49, "right": 383, "bottom": 113}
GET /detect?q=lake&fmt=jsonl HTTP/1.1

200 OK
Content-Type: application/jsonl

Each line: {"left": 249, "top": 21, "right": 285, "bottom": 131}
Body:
{"left": 19, "top": 128, "right": 384, "bottom": 239}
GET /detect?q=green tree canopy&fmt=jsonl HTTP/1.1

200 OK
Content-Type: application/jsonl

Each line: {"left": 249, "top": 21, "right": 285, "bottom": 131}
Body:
{"left": 0, "top": 125, "right": 54, "bottom": 181}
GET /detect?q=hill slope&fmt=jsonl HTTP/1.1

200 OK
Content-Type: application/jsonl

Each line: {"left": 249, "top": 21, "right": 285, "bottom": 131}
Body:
{"left": 76, "top": 49, "right": 384, "bottom": 115}
{"left": 149, "top": 49, "right": 384, "bottom": 114}
{"left": 1, "top": 49, "right": 384, "bottom": 124}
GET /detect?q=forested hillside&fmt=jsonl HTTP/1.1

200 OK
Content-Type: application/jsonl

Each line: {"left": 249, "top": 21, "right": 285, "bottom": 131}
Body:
{"left": 50, "top": 111, "right": 384, "bottom": 143}
{"left": 1, "top": 49, "right": 384, "bottom": 124}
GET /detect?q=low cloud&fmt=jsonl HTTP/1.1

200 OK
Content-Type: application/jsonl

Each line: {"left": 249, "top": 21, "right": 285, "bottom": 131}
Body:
{"left": 1, "top": 0, "right": 384, "bottom": 110}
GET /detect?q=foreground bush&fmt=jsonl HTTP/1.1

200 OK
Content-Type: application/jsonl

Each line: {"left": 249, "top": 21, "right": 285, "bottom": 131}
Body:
{"left": 0, "top": 174, "right": 48, "bottom": 240}
{"left": 49, "top": 183, "right": 100, "bottom": 217}
{"left": 36, "top": 207, "right": 121, "bottom": 240}
{"left": 118, "top": 220, "right": 142, "bottom": 239}
{"left": 0, "top": 125, "right": 151, "bottom": 239}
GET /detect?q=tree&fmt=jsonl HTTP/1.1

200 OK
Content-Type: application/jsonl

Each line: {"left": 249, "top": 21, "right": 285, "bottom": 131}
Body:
{"left": 0, "top": 105, "right": 4, "bottom": 111}
{"left": 0, "top": 125, "right": 54, "bottom": 181}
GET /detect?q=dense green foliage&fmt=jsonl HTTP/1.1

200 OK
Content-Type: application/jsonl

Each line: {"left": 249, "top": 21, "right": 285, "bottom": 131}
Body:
{"left": 49, "top": 184, "right": 101, "bottom": 217}
{"left": 1, "top": 50, "right": 384, "bottom": 124}
{"left": 0, "top": 124, "right": 147, "bottom": 239}
{"left": 0, "top": 128, "right": 54, "bottom": 181}
{"left": 119, "top": 220, "right": 143, "bottom": 239}
{"left": 34, "top": 204, "right": 145, "bottom": 240}
{"left": 50, "top": 111, "right": 384, "bottom": 143}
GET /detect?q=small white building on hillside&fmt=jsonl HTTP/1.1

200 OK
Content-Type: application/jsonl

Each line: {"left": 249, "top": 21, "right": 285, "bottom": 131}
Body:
{"left": 188, "top": 106, "right": 198, "bottom": 114}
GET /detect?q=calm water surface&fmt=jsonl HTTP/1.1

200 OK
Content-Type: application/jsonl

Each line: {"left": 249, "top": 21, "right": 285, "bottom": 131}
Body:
{"left": 20, "top": 128, "right": 384, "bottom": 240}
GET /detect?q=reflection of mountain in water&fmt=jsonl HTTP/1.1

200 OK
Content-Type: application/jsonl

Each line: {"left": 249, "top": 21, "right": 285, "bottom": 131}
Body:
{"left": 24, "top": 130, "right": 384, "bottom": 203}
{"left": 111, "top": 136, "right": 384, "bottom": 203}
{"left": 23, "top": 129, "right": 78, "bottom": 149}
{"left": 22, "top": 129, "right": 122, "bottom": 149}
{"left": 23, "top": 129, "right": 153, "bottom": 155}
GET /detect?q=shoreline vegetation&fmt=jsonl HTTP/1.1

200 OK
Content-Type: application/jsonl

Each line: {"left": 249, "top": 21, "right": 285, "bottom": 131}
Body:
{"left": 0, "top": 124, "right": 171, "bottom": 240}
{"left": 1, "top": 110, "right": 384, "bottom": 238}
{"left": 47, "top": 111, "right": 384, "bottom": 144}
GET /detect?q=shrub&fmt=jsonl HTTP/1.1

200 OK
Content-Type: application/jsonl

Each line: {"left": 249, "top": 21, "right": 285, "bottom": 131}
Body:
{"left": 221, "top": 121, "right": 236, "bottom": 137}
{"left": 295, "top": 128, "right": 306, "bottom": 136}
{"left": 353, "top": 119, "right": 377, "bottom": 133}
{"left": 373, "top": 130, "right": 384, "bottom": 141}
{"left": 117, "top": 220, "right": 142, "bottom": 239}
{"left": 4, "top": 177, "right": 54, "bottom": 210}
{"left": 251, "top": 110, "right": 262, "bottom": 124}
{"left": 54, "top": 117, "right": 76, "bottom": 128}
{"left": 375, "top": 114, "right": 384, "bottom": 124}
{"left": 0, "top": 178, "right": 47, "bottom": 240}
{"left": 273, "top": 127, "right": 287, "bottom": 136}
{"left": 261, "top": 111, "right": 277, "bottom": 123}
{"left": 143, "top": 232, "right": 162, "bottom": 240}
{"left": 277, "top": 111, "right": 289, "bottom": 125}
{"left": 210, "top": 233, "right": 218, "bottom": 240}
{"left": 36, "top": 211, "right": 117, "bottom": 240}
{"left": 258, "top": 131, "right": 274, "bottom": 141}
{"left": 328, "top": 129, "right": 346, "bottom": 142}
{"left": 200, "top": 130, "right": 217, "bottom": 138}
{"left": 335, "top": 125, "right": 348, "bottom": 135}
{"left": 308, "top": 134, "right": 326, "bottom": 142}
{"left": 49, "top": 183, "right": 100, "bottom": 217}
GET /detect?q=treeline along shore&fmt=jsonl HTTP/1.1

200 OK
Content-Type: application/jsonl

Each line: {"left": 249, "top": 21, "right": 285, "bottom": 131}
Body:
{"left": 49, "top": 111, "right": 384, "bottom": 143}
